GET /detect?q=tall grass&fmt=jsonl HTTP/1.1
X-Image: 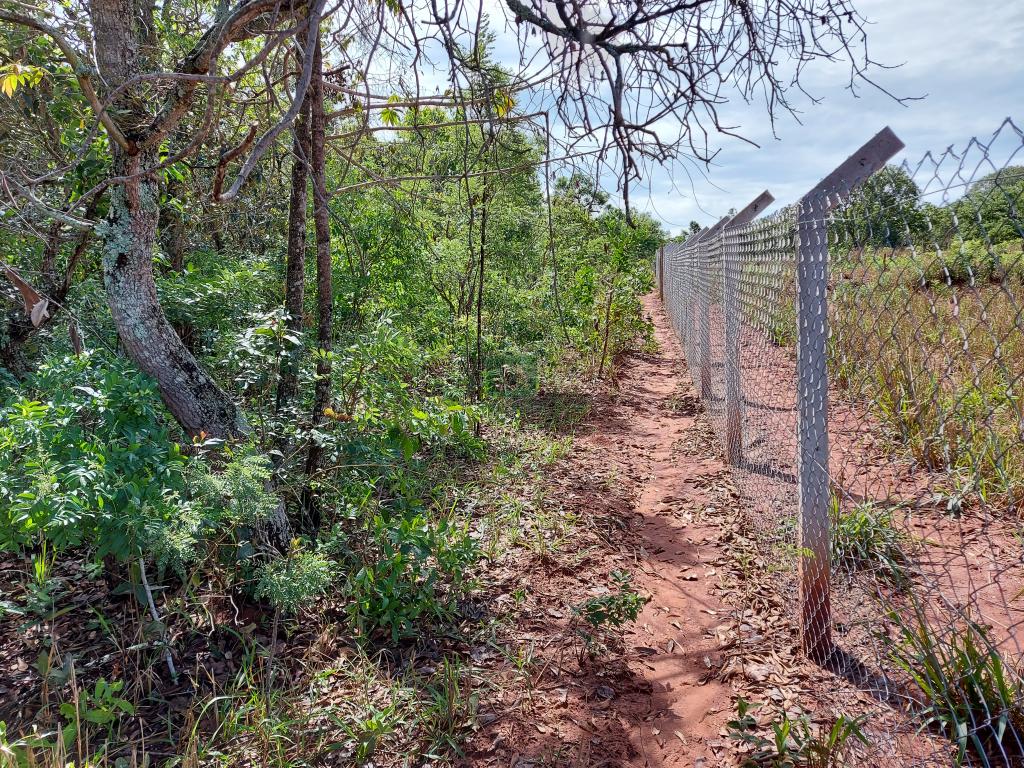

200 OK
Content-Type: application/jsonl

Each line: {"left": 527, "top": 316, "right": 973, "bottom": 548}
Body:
{"left": 887, "top": 604, "right": 1024, "bottom": 766}
{"left": 830, "top": 242, "right": 1024, "bottom": 512}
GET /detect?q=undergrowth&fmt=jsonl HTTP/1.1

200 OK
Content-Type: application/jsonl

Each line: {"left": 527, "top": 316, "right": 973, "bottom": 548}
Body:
{"left": 830, "top": 497, "right": 911, "bottom": 586}
{"left": 727, "top": 698, "right": 868, "bottom": 767}
{"left": 886, "top": 605, "right": 1024, "bottom": 766}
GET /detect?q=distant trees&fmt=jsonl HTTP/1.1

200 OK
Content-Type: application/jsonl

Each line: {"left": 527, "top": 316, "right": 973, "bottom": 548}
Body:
{"left": 837, "top": 164, "right": 1024, "bottom": 249}
{"left": 955, "top": 166, "right": 1024, "bottom": 243}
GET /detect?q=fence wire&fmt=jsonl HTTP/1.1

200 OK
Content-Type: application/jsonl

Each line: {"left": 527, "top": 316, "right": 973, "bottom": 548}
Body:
{"left": 659, "top": 119, "right": 1024, "bottom": 767}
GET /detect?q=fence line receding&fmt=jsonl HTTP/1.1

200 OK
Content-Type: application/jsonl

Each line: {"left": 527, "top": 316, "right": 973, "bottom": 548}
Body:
{"left": 657, "top": 119, "right": 1024, "bottom": 767}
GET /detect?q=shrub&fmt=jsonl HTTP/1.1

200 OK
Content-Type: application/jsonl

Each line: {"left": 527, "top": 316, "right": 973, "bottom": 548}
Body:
{"left": 335, "top": 512, "right": 479, "bottom": 641}
{"left": 576, "top": 570, "right": 648, "bottom": 630}
{"left": 573, "top": 570, "right": 648, "bottom": 657}
{"left": 0, "top": 351, "right": 302, "bottom": 594}
{"left": 922, "top": 239, "right": 994, "bottom": 286}
{"left": 0, "top": 352, "right": 191, "bottom": 561}
{"left": 255, "top": 549, "right": 334, "bottom": 614}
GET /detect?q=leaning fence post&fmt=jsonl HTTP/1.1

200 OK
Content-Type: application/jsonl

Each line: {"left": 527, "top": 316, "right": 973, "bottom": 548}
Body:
{"left": 795, "top": 127, "right": 904, "bottom": 664}
{"left": 721, "top": 191, "right": 775, "bottom": 464}
{"left": 691, "top": 217, "right": 729, "bottom": 401}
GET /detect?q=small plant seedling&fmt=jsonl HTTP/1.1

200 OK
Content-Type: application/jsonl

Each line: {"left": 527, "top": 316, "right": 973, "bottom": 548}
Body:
{"left": 59, "top": 678, "right": 135, "bottom": 755}
{"left": 727, "top": 697, "right": 868, "bottom": 767}
{"left": 573, "top": 570, "right": 649, "bottom": 659}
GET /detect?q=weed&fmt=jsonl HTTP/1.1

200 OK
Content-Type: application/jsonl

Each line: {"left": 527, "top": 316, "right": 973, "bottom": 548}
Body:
{"left": 336, "top": 704, "right": 402, "bottom": 765}
{"left": 58, "top": 678, "right": 135, "bottom": 758}
{"left": 420, "top": 659, "right": 476, "bottom": 757}
{"left": 886, "top": 605, "right": 1024, "bottom": 765}
{"left": 727, "top": 698, "right": 868, "bottom": 767}
{"left": 573, "top": 570, "right": 648, "bottom": 658}
{"left": 830, "top": 498, "right": 910, "bottom": 586}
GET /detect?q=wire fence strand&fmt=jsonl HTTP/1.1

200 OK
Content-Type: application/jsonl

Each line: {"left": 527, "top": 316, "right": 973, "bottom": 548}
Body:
{"left": 658, "top": 119, "right": 1024, "bottom": 767}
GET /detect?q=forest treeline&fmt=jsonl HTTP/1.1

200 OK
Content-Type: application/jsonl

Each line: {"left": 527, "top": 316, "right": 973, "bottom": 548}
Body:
{"left": 0, "top": 76, "right": 660, "bottom": 614}
{"left": 0, "top": 22, "right": 660, "bottom": 764}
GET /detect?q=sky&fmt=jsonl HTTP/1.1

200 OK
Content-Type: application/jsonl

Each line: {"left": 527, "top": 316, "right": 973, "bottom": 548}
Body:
{"left": 628, "top": 0, "right": 1024, "bottom": 235}
{"left": 369, "top": 0, "right": 1024, "bottom": 234}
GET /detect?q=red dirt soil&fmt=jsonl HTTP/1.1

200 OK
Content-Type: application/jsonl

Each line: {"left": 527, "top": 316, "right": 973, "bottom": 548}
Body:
{"left": 464, "top": 294, "right": 740, "bottom": 767}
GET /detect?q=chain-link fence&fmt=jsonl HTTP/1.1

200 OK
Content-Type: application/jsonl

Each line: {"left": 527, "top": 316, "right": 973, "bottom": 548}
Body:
{"left": 657, "top": 120, "right": 1024, "bottom": 766}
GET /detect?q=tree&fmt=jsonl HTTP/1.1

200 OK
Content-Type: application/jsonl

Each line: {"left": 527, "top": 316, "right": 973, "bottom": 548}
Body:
{"left": 955, "top": 166, "right": 1024, "bottom": 244}
{"left": 0, "top": 0, "right": 890, "bottom": 439}
{"left": 838, "top": 165, "right": 925, "bottom": 247}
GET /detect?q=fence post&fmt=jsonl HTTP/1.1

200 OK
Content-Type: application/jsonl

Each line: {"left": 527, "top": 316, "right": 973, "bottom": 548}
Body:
{"left": 691, "top": 217, "right": 729, "bottom": 400}
{"left": 795, "top": 127, "right": 904, "bottom": 664}
{"left": 721, "top": 191, "right": 775, "bottom": 465}
{"left": 658, "top": 245, "right": 665, "bottom": 301}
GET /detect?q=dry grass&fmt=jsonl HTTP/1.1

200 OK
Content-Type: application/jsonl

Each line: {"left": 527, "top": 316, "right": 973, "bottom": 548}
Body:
{"left": 830, "top": 242, "right": 1024, "bottom": 512}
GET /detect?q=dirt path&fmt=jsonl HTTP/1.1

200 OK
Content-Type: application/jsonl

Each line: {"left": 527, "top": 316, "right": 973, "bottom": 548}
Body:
{"left": 468, "top": 294, "right": 739, "bottom": 767}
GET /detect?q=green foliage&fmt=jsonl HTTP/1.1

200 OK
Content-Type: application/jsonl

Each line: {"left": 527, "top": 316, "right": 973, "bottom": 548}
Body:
{"left": 0, "top": 351, "right": 190, "bottom": 562}
{"left": 576, "top": 570, "right": 648, "bottom": 630}
{"left": 955, "top": 167, "right": 1024, "bottom": 245}
{"left": 255, "top": 548, "right": 334, "bottom": 614}
{"left": 918, "top": 238, "right": 1024, "bottom": 287}
{"left": 727, "top": 698, "right": 868, "bottom": 767}
{"left": 338, "top": 703, "right": 401, "bottom": 765}
{"left": 58, "top": 679, "right": 135, "bottom": 751}
{"left": 334, "top": 511, "right": 479, "bottom": 641}
{"left": 0, "top": 61, "right": 659, "bottom": 764}
{"left": 836, "top": 165, "right": 924, "bottom": 248}
{"left": 887, "top": 607, "right": 1024, "bottom": 764}
{"left": 830, "top": 498, "right": 910, "bottom": 585}
{"left": 573, "top": 570, "right": 649, "bottom": 659}
{"left": 835, "top": 164, "right": 1024, "bottom": 250}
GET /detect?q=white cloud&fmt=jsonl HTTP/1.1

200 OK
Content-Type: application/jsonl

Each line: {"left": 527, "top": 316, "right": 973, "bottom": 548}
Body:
{"left": 627, "top": 0, "right": 1024, "bottom": 235}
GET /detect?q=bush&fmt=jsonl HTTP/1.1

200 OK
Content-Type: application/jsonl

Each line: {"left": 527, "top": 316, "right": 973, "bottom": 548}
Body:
{"left": 0, "top": 351, "right": 297, "bottom": 588}
{"left": 0, "top": 352, "right": 191, "bottom": 561}
{"left": 332, "top": 511, "right": 479, "bottom": 641}
{"left": 573, "top": 570, "right": 648, "bottom": 658}
{"left": 255, "top": 549, "right": 334, "bottom": 614}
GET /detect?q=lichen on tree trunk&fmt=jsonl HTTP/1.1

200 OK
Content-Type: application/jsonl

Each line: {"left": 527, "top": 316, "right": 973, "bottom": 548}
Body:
{"left": 100, "top": 149, "right": 247, "bottom": 438}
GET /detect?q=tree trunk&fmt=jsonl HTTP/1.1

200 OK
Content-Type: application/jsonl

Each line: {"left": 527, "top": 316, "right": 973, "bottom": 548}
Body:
{"left": 159, "top": 164, "right": 197, "bottom": 352}
{"left": 102, "top": 149, "right": 247, "bottom": 438}
{"left": 87, "top": 0, "right": 246, "bottom": 439}
{"left": 302, "top": 38, "right": 333, "bottom": 527}
{"left": 275, "top": 96, "right": 312, "bottom": 413}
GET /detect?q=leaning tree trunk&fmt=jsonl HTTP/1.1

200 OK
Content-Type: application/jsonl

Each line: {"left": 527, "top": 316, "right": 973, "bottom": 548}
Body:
{"left": 88, "top": 0, "right": 247, "bottom": 439}
{"left": 102, "top": 149, "right": 247, "bottom": 438}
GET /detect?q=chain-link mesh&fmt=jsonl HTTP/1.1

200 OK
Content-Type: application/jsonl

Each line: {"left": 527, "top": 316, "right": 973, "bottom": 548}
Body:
{"left": 659, "top": 119, "right": 1024, "bottom": 767}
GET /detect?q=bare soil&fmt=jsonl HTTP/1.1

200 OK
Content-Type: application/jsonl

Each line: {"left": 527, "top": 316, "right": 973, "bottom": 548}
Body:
{"left": 463, "top": 294, "right": 748, "bottom": 767}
